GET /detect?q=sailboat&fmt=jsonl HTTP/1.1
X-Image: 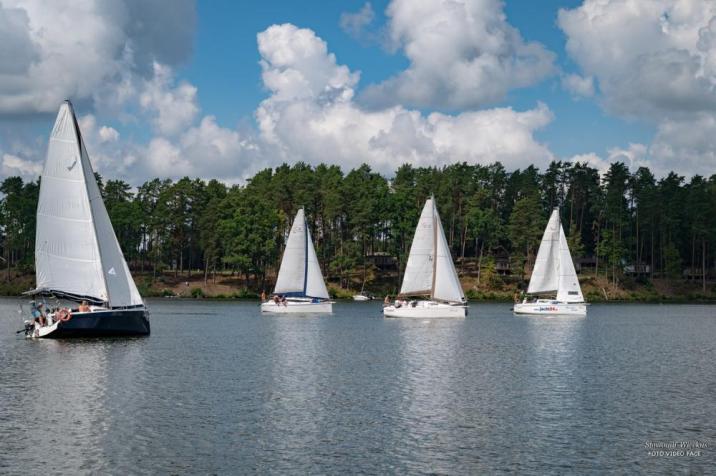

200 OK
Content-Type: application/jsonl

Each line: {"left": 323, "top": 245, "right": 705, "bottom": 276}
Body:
{"left": 383, "top": 197, "right": 467, "bottom": 318}
{"left": 513, "top": 208, "right": 587, "bottom": 316}
{"left": 352, "top": 280, "right": 372, "bottom": 301}
{"left": 261, "top": 208, "right": 333, "bottom": 313}
{"left": 24, "top": 101, "right": 150, "bottom": 337}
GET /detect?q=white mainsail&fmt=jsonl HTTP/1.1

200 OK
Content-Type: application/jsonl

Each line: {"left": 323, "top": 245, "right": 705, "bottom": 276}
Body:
{"left": 273, "top": 208, "right": 329, "bottom": 299}
{"left": 400, "top": 198, "right": 465, "bottom": 303}
{"left": 400, "top": 200, "right": 434, "bottom": 295}
{"left": 527, "top": 209, "right": 560, "bottom": 294}
{"left": 34, "top": 101, "right": 143, "bottom": 308}
{"left": 527, "top": 208, "right": 583, "bottom": 302}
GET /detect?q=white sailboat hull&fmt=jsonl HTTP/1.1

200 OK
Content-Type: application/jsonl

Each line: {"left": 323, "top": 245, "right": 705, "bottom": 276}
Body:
{"left": 383, "top": 301, "right": 466, "bottom": 318}
{"left": 513, "top": 300, "right": 587, "bottom": 317}
{"left": 352, "top": 294, "right": 370, "bottom": 301}
{"left": 261, "top": 299, "right": 333, "bottom": 314}
{"left": 27, "top": 320, "right": 60, "bottom": 338}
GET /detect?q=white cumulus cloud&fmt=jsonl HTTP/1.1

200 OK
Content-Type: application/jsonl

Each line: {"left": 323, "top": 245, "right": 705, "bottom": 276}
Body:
{"left": 340, "top": 2, "right": 376, "bottom": 42}
{"left": 139, "top": 62, "right": 199, "bottom": 136}
{"left": 0, "top": 0, "right": 195, "bottom": 115}
{"left": 361, "top": 0, "right": 556, "bottom": 109}
{"left": 2, "top": 153, "right": 42, "bottom": 177}
{"left": 256, "top": 23, "right": 555, "bottom": 173}
{"left": 561, "top": 73, "right": 595, "bottom": 98}
{"left": 559, "top": 0, "right": 716, "bottom": 176}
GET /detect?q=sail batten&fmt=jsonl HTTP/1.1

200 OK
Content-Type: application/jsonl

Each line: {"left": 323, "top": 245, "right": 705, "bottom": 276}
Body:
{"left": 34, "top": 101, "right": 143, "bottom": 308}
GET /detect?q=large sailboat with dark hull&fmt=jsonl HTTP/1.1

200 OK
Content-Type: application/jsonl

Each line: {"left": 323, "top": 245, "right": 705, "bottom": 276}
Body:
{"left": 24, "top": 101, "right": 150, "bottom": 337}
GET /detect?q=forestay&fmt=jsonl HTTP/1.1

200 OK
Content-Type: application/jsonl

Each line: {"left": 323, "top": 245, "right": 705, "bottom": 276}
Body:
{"left": 273, "top": 208, "right": 329, "bottom": 299}
{"left": 34, "top": 101, "right": 143, "bottom": 308}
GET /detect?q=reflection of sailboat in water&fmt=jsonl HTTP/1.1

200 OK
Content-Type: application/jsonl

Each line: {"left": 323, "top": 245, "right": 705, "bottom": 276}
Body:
{"left": 383, "top": 197, "right": 467, "bottom": 318}
{"left": 261, "top": 208, "right": 333, "bottom": 313}
{"left": 24, "top": 101, "right": 150, "bottom": 337}
{"left": 514, "top": 208, "right": 586, "bottom": 317}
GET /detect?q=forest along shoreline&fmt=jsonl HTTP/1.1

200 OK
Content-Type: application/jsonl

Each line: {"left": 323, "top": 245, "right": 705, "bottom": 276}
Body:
{"left": 2, "top": 161, "right": 715, "bottom": 303}
{"left": 2, "top": 269, "right": 715, "bottom": 303}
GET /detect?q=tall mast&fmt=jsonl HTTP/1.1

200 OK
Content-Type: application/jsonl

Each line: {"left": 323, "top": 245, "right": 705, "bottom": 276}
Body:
{"left": 430, "top": 197, "right": 438, "bottom": 298}
{"left": 303, "top": 209, "right": 308, "bottom": 296}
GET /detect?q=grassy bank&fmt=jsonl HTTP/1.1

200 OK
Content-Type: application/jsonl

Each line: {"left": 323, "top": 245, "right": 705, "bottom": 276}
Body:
{"left": 2, "top": 268, "right": 715, "bottom": 303}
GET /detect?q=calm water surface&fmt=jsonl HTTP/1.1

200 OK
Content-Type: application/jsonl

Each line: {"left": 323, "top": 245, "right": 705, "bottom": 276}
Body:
{"left": 1, "top": 298, "right": 714, "bottom": 474}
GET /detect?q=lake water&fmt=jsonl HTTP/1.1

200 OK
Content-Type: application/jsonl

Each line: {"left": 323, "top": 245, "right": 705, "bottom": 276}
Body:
{"left": 1, "top": 298, "right": 714, "bottom": 474}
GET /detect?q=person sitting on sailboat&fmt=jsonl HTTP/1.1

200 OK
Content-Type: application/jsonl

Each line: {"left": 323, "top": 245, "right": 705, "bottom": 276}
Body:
{"left": 383, "top": 295, "right": 390, "bottom": 307}
{"left": 30, "top": 302, "right": 47, "bottom": 327}
{"left": 78, "top": 301, "right": 91, "bottom": 313}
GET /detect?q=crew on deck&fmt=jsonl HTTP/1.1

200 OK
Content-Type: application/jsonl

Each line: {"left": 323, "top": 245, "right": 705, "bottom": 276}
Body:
{"left": 30, "top": 302, "right": 47, "bottom": 327}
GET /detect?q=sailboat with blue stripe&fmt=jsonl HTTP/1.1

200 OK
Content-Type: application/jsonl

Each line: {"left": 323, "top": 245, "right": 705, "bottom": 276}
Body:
{"left": 261, "top": 208, "right": 333, "bottom": 313}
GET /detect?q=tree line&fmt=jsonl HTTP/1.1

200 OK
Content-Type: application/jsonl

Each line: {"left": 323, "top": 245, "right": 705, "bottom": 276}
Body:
{"left": 1, "top": 161, "right": 715, "bottom": 292}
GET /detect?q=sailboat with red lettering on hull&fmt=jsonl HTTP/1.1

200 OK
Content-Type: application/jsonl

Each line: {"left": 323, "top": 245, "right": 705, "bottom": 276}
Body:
{"left": 513, "top": 208, "right": 587, "bottom": 317}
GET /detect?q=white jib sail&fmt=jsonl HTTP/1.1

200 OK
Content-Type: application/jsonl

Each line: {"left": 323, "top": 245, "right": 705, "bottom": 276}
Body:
{"left": 35, "top": 101, "right": 142, "bottom": 307}
{"left": 556, "top": 225, "right": 584, "bottom": 303}
{"left": 432, "top": 204, "right": 465, "bottom": 303}
{"left": 305, "top": 225, "right": 329, "bottom": 299}
{"left": 527, "top": 208, "right": 560, "bottom": 294}
{"left": 273, "top": 208, "right": 329, "bottom": 299}
{"left": 400, "top": 198, "right": 435, "bottom": 296}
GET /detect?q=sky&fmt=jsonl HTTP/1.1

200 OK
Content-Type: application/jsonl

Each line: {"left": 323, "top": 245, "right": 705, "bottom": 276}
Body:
{"left": 0, "top": 0, "right": 714, "bottom": 184}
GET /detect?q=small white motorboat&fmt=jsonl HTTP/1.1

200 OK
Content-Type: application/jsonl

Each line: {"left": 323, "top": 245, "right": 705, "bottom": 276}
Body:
{"left": 383, "top": 197, "right": 467, "bottom": 319}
